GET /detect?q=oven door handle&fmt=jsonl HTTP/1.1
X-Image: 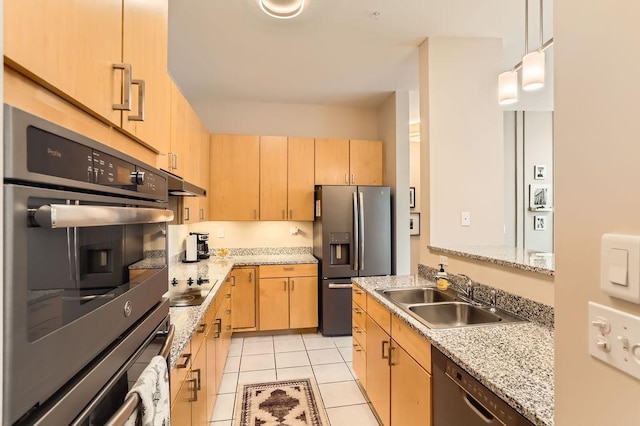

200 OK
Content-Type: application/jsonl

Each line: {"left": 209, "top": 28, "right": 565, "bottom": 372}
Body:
{"left": 34, "top": 204, "right": 174, "bottom": 228}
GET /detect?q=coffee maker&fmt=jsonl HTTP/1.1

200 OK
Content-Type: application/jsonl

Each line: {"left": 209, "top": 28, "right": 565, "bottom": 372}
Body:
{"left": 190, "top": 232, "right": 210, "bottom": 259}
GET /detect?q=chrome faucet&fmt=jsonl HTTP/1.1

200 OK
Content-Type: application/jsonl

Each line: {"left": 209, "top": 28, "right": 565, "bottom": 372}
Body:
{"left": 457, "top": 274, "right": 475, "bottom": 302}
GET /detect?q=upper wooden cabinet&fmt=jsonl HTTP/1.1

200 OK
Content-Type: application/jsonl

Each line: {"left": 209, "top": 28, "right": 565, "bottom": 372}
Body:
{"left": 350, "top": 139, "right": 383, "bottom": 186}
{"left": 260, "top": 136, "right": 315, "bottom": 221}
{"left": 4, "top": 0, "right": 170, "bottom": 153}
{"left": 315, "top": 138, "right": 383, "bottom": 186}
{"left": 315, "top": 138, "right": 350, "bottom": 185}
{"left": 210, "top": 134, "right": 260, "bottom": 221}
{"left": 167, "top": 81, "right": 189, "bottom": 178}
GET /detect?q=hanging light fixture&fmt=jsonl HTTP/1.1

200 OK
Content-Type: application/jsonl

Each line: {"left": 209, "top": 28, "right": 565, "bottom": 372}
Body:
{"left": 259, "top": 0, "right": 306, "bottom": 19}
{"left": 498, "top": 70, "right": 518, "bottom": 105}
{"left": 522, "top": 0, "right": 545, "bottom": 91}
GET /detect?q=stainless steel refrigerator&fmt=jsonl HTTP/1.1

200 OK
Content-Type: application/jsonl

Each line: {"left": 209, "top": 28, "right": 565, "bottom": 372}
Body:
{"left": 313, "top": 185, "right": 391, "bottom": 336}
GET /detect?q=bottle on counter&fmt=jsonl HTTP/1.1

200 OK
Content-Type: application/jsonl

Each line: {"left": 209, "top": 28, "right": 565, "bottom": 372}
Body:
{"left": 436, "top": 264, "right": 449, "bottom": 291}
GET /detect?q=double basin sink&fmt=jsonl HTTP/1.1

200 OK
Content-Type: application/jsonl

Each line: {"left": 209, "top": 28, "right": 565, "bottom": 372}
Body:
{"left": 376, "top": 287, "right": 525, "bottom": 329}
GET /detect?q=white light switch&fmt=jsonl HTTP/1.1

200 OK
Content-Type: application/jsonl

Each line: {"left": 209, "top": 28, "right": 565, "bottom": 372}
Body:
{"left": 601, "top": 234, "right": 640, "bottom": 303}
{"left": 588, "top": 302, "right": 640, "bottom": 380}
{"left": 217, "top": 228, "right": 225, "bottom": 238}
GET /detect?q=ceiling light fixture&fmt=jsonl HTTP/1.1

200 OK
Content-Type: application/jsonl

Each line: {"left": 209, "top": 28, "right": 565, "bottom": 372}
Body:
{"left": 522, "top": 0, "right": 545, "bottom": 91}
{"left": 259, "top": 0, "right": 306, "bottom": 19}
{"left": 497, "top": 0, "right": 552, "bottom": 104}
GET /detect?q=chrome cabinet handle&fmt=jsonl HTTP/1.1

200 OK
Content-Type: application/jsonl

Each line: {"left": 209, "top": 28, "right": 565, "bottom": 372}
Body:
{"left": 388, "top": 345, "right": 395, "bottom": 366}
{"left": 173, "top": 153, "right": 178, "bottom": 170}
{"left": 344, "top": 174, "right": 348, "bottom": 184}
{"left": 283, "top": 280, "right": 287, "bottom": 291}
{"left": 128, "top": 79, "right": 145, "bottom": 121}
{"left": 291, "top": 280, "right": 295, "bottom": 291}
{"left": 176, "top": 353, "right": 192, "bottom": 369}
{"left": 112, "top": 63, "right": 132, "bottom": 111}
{"left": 352, "top": 173, "right": 355, "bottom": 184}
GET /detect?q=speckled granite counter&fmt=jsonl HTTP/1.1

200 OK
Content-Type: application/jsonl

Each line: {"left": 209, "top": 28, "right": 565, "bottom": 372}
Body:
{"left": 165, "top": 253, "right": 317, "bottom": 370}
{"left": 428, "top": 245, "right": 555, "bottom": 276}
{"left": 352, "top": 275, "right": 554, "bottom": 426}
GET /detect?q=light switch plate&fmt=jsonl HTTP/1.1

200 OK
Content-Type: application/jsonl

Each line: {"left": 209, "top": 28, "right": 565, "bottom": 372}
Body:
{"left": 461, "top": 211, "right": 471, "bottom": 227}
{"left": 588, "top": 302, "right": 640, "bottom": 380}
{"left": 601, "top": 234, "right": 640, "bottom": 303}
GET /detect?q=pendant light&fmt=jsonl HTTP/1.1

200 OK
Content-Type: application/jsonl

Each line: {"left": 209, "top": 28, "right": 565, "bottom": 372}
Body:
{"left": 259, "top": 0, "right": 306, "bottom": 19}
{"left": 498, "top": 70, "right": 518, "bottom": 105}
{"left": 522, "top": 0, "right": 545, "bottom": 91}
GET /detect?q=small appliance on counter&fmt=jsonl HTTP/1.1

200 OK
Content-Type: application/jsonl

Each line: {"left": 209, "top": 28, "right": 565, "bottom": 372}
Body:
{"left": 190, "top": 232, "right": 210, "bottom": 259}
{"left": 183, "top": 234, "right": 198, "bottom": 263}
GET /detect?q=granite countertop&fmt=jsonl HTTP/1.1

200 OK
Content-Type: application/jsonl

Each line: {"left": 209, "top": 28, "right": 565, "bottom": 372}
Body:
{"left": 352, "top": 275, "right": 554, "bottom": 426}
{"left": 166, "top": 253, "right": 317, "bottom": 369}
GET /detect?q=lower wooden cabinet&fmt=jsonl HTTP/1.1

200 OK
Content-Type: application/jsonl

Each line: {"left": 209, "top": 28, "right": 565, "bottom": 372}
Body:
{"left": 258, "top": 264, "right": 318, "bottom": 331}
{"left": 353, "top": 285, "right": 433, "bottom": 426}
{"left": 231, "top": 267, "right": 257, "bottom": 330}
{"left": 171, "top": 277, "right": 233, "bottom": 426}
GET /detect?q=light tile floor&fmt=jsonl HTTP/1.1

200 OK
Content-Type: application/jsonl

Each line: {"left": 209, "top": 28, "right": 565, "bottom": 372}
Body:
{"left": 210, "top": 332, "right": 380, "bottom": 425}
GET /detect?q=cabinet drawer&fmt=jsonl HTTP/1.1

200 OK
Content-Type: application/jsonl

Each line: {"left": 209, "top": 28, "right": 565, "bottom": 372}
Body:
{"left": 352, "top": 301, "right": 367, "bottom": 331}
{"left": 391, "top": 316, "right": 432, "bottom": 373}
{"left": 352, "top": 285, "right": 367, "bottom": 309}
{"left": 353, "top": 342, "right": 367, "bottom": 388}
{"left": 190, "top": 317, "right": 208, "bottom": 356}
{"left": 259, "top": 263, "right": 317, "bottom": 278}
{"left": 367, "top": 295, "right": 391, "bottom": 334}
{"left": 352, "top": 323, "right": 366, "bottom": 351}
{"left": 170, "top": 342, "right": 192, "bottom": 405}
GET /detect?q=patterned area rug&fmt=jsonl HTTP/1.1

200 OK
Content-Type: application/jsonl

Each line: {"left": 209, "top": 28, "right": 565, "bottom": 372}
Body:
{"left": 234, "top": 378, "right": 329, "bottom": 426}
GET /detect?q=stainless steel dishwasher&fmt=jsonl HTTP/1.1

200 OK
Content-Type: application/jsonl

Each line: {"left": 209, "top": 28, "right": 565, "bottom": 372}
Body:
{"left": 432, "top": 349, "right": 534, "bottom": 426}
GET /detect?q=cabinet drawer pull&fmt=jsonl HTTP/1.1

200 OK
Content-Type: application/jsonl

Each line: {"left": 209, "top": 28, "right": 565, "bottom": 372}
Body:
{"left": 291, "top": 280, "right": 295, "bottom": 291}
{"left": 213, "top": 319, "right": 222, "bottom": 338}
{"left": 197, "top": 323, "right": 206, "bottom": 334}
{"left": 353, "top": 344, "right": 362, "bottom": 352}
{"left": 231, "top": 276, "right": 236, "bottom": 287}
{"left": 226, "top": 325, "right": 232, "bottom": 331}
{"left": 353, "top": 307, "right": 362, "bottom": 314}
{"left": 353, "top": 326, "right": 362, "bottom": 333}
{"left": 283, "top": 266, "right": 294, "bottom": 271}
{"left": 225, "top": 293, "right": 231, "bottom": 299}
{"left": 344, "top": 174, "right": 348, "bottom": 184}
{"left": 193, "top": 368, "right": 202, "bottom": 390}
{"left": 112, "top": 63, "right": 132, "bottom": 111}
{"left": 381, "top": 341, "right": 389, "bottom": 359}
{"left": 353, "top": 289, "right": 363, "bottom": 295}
{"left": 128, "top": 79, "right": 145, "bottom": 121}
{"left": 226, "top": 309, "right": 231, "bottom": 315}
{"left": 248, "top": 272, "right": 252, "bottom": 281}
{"left": 283, "top": 280, "right": 287, "bottom": 291}
{"left": 177, "top": 353, "right": 192, "bottom": 369}
{"left": 187, "top": 378, "right": 198, "bottom": 402}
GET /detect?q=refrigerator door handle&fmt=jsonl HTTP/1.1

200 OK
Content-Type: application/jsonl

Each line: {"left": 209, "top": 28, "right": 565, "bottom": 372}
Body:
{"left": 359, "top": 191, "right": 365, "bottom": 271}
{"left": 353, "top": 191, "right": 359, "bottom": 271}
{"left": 328, "top": 283, "right": 353, "bottom": 289}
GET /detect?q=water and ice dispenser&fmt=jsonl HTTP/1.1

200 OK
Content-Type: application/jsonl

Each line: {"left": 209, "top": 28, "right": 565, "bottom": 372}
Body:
{"left": 329, "top": 232, "right": 351, "bottom": 265}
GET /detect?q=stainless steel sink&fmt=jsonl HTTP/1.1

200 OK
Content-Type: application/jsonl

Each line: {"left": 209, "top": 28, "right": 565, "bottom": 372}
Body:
{"left": 379, "top": 287, "right": 456, "bottom": 304}
{"left": 376, "top": 286, "right": 526, "bottom": 329}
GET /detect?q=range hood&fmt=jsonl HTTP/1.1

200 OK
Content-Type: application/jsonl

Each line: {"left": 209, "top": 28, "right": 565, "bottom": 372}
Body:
{"left": 164, "top": 171, "right": 206, "bottom": 197}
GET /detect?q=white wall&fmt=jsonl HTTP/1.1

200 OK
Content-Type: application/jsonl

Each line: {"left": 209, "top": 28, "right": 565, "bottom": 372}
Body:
{"left": 378, "top": 92, "right": 411, "bottom": 275}
{"left": 424, "top": 37, "right": 505, "bottom": 247}
{"left": 419, "top": 38, "right": 554, "bottom": 306}
{"left": 190, "top": 221, "right": 313, "bottom": 249}
{"left": 193, "top": 99, "right": 378, "bottom": 140}
{"left": 554, "top": 1, "right": 640, "bottom": 424}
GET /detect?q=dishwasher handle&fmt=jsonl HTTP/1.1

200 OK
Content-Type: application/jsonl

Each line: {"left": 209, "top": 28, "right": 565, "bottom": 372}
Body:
{"left": 461, "top": 389, "right": 498, "bottom": 424}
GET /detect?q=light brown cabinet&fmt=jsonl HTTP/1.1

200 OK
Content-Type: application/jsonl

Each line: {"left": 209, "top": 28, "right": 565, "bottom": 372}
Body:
{"left": 5, "top": 0, "right": 170, "bottom": 153}
{"left": 258, "top": 264, "right": 318, "bottom": 331}
{"left": 315, "top": 138, "right": 383, "bottom": 186}
{"left": 171, "top": 278, "right": 232, "bottom": 426}
{"left": 231, "top": 267, "right": 257, "bottom": 330}
{"left": 260, "top": 136, "right": 315, "bottom": 221}
{"left": 210, "top": 134, "right": 260, "bottom": 221}
{"left": 353, "top": 285, "right": 433, "bottom": 426}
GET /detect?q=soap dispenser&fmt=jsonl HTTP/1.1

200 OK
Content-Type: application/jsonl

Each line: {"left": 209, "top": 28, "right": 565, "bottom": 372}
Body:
{"left": 436, "top": 264, "right": 449, "bottom": 291}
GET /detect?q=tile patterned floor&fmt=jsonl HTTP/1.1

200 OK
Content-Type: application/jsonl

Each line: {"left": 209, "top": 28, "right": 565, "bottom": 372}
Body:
{"left": 210, "top": 332, "right": 380, "bottom": 425}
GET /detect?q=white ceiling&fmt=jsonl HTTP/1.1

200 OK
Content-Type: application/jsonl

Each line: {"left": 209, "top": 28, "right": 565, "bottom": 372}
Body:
{"left": 168, "top": 0, "right": 553, "bottom": 109}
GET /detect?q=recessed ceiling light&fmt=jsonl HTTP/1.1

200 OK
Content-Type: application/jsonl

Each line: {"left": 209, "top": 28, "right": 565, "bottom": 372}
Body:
{"left": 259, "top": 0, "right": 306, "bottom": 19}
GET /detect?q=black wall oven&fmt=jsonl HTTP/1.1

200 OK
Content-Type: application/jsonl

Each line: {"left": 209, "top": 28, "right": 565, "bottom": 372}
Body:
{"left": 3, "top": 105, "right": 174, "bottom": 425}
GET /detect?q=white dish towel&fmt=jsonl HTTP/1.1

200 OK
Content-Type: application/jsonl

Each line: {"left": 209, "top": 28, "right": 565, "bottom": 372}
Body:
{"left": 125, "top": 355, "right": 171, "bottom": 426}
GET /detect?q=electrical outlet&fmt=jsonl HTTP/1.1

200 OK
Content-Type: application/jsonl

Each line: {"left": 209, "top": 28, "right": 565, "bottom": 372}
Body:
{"left": 439, "top": 255, "right": 448, "bottom": 266}
{"left": 461, "top": 211, "right": 471, "bottom": 226}
{"left": 217, "top": 228, "right": 224, "bottom": 238}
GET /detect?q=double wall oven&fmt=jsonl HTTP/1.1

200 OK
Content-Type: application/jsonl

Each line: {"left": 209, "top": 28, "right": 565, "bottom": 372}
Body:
{"left": 3, "top": 105, "right": 174, "bottom": 425}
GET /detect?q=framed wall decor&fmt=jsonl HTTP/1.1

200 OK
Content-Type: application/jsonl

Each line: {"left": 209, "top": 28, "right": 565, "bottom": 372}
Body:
{"left": 410, "top": 212, "right": 420, "bottom": 236}
{"left": 534, "top": 215, "right": 547, "bottom": 231}
{"left": 409, "top": 187, "right": 416, "bottom": 208}
{"left": 529, "top": 184, "right": 552, "bottom": 211}
{"left": 534, "top": 165, "right": 547, "bottom": 180}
